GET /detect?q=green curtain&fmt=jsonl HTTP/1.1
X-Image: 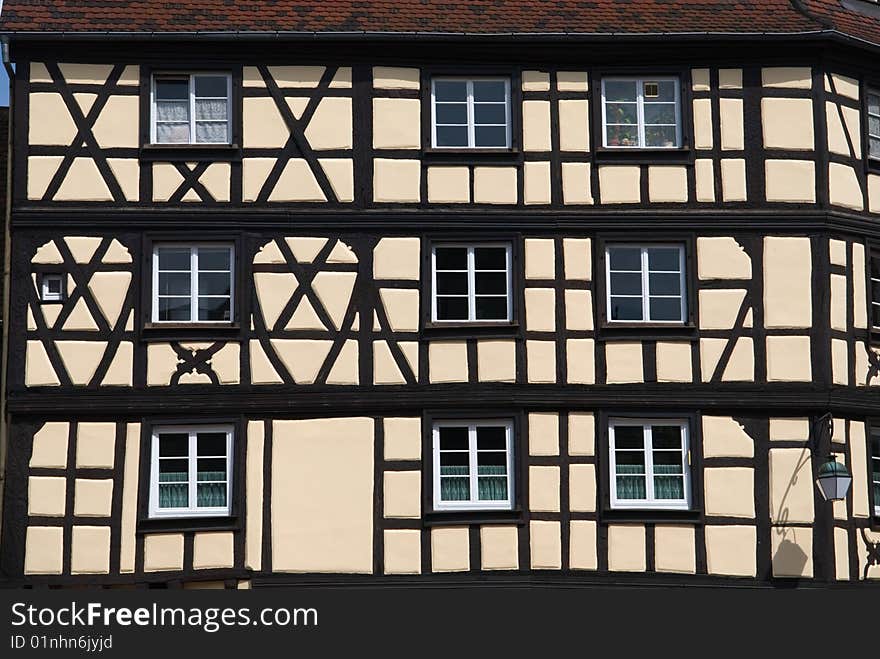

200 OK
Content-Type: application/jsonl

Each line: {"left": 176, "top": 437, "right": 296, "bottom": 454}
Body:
{"left": 197, "top": 471, "right": 227, "bottom": 507}
{"left": 653, "top": 464, "right": 684, "bottom": 499}
{"left": 440, "top": 466, "right": 470, "bottom": 501}
{"left": 158, "top": 471, "right": 188, "bottom": 508}
{"left": 477, "top": 466, "right": 507, "bottom": 501}
{"left": 616, "top": 464, "right": 646, "bottom": 499}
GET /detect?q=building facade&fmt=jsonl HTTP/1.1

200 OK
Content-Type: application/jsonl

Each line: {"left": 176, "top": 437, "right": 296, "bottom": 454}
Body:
{"left": 0, "top": 0, "right": 879, "bottom": 589}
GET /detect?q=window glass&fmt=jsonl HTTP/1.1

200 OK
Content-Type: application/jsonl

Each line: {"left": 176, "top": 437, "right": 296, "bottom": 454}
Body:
{"left": 603, "top": 77, "right": 681, "bottom": 149}
{"left": 433, "top": 78, "right": 511, "bottom": 149}
{"left": 607, "top": 244, "right": 686, "bottom": 323}
{"left": 610, "top": 420, "right": 690, "bottom": 509}
{"left": 433, "top": 244, "right": 511, "bottom": 322}
{"left": 434, "top": 421, "right": 513, "bottom": 510}
{"left": 153, "top": 245, "right": 233, "bottom": 323}
{"left": 153, "top": 73, "right": 230, "bottom": 145}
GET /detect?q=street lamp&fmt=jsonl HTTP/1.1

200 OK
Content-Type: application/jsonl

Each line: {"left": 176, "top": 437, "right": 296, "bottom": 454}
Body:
{"left": 812, "top": 413, "right": 852, "bottom": 502}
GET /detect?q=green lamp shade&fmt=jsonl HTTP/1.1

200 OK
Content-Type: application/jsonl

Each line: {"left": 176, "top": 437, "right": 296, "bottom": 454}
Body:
{"left": 815, "top": 457, "right": 852, "bottom": 502}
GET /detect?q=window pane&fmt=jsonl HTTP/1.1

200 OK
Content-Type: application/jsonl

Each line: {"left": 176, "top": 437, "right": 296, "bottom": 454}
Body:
{"left": 643, "top": 103, "right": 676, "bottom": 125}
{"left": 869, "top": 115, "right": 880, "bottom": 136}
{"left": 647, "top": 247, "right": 681, "bottom": 271}
{"left": 437, "top": 297, "right": 469, "bottom": 320}
{"left": 194, "top": 75, "right": 228, "bottom": 98}
{"left": 474, "top": 125, "right": 508, "bottom": 147}
{"left": 653, "top": 451, "right": 683, "bottom": 471}
{"left": 654, "top": 476, "right": 684, "bottom": 500}
{"left": 617, "top": 476, "right": 646, "bottom": 500}
{"left": 195, "top": 98, "right": 228, "bottom": 121}
{"left": 198, "top": 272, "right": 232, "bottom": 296}
{"left": 475, "top": 296, "right": 508, "bottom": 320}
{"left": 435, "top": 103, "right": 467, "bottom": 124}
{"left": 872, "top": 257, "right": 880, "bottom": 280}
{"left": 477, "top": 450, "right": 506, "bottom": 467}
{"left": 436, "top": 125, "right": 469, "bottom": 147}
{"left": 156, "top": 122, "right": 191, "bottom": 144}
{"left": 472, "top": 80, "right": 507, "bottom": 102}
{"left": 610, "top": 272, "right": 642, "bottom": 296}
{"left": 652, "top": 425, "right": 683, "bottom": 449}
{"left": 436, "top": 271, "right": 468, "bottom": 295}
{"left": 604, "top": 80, "right": 638, "bottom": 102}
{"left": 649, "top": 297, "right": 682, "bottom": 321}
{"left": 610, "top": 297, "right": 643, "bottom": 321}
{"left": 440, "top": 478, "right": 470, "bottom": 501}
{"left": 197, "top": 483, "right": 227, "bottom": 508}
{"left": 614, "top": 426, "right": 644, "bottom": 449}
{"left": 434, "top": 80, "right": 467, "bottom": 102}
{"left": 155, "top": 99, "right": 190, "bottom": 122}
{"left": 473, "top": 103, "right": 507, "bottom": 125}
{"left": 474, "top": 247, "right": 507, "bottom": 270}
{"left": 198, "top": 297, "right": 231, "bottom": 321}
{"left": 439, "top": 426, "right": 469, "bottom": 450}
{"left": 158, "top": 297, "right": 192, "bottom": 322}
{"left": 608, "top": 247, "right": 642, "bottom": 271}
{"left": 645, "top": 125, "right": 678, "bottom": 147}
{"left": 869, "top": 92, "right": 880, "bottom": 116}
{"left": 197, "top": 458, "right": 227, "bottom": 479}
{"left": 872, "top": 305, "right": 880, "bottom": 328}
{"left": 474, "top": 271, "right": 507, "bottom": 295}
{"left": 648, "top": 272, "right": 681, "bottom": 296}
{"left": 478, "top": 477, "right": 508, "bottom": 501}
{"left": 195, "top": 121, "right": 229, "bottom": 143}
{"left": 605, "top": 102, "right": 638, "bottom": 125}
{"left": 435, "top": 247, "right": 468, "bottom": 270}
{"left": 159, "top": 433, "right": 189, "bottom": 457}
{"left": 647, "top": 80, "right": 676, "bottom": 102}
{"left": 440, "top": 451, "right": 470, "bottom": 468}
{"left": 477, "top": 426, "right": 507, "bottom": 450}
{"left": 605, "top": 124, "right": 639, "bottom": 147}
{"left": 158, "top": 272, "right": 191, "bottom": 296}
{"left": 158, "top": 247, "right": 191, "bottom": 270}
{"left": 156, "top": 79, "right": 188, "bottom": 100}
{"left": 197, "top": 432, "right": 227, "bottom": 457}
{"left": 871, "top": 137, "right": 880, "bottom": 159}
{"left": 198, "top": 248, "right": 231, "bottom": 270}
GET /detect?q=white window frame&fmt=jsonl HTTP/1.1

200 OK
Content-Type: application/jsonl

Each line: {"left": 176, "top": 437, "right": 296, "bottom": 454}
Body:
{"left": 601, "top": 76, "right": 682, "bottom": 149}
{"left": 149, "top": 424, "right": 233, "bottom": 519}
{"left": 608, "top": 418, "right": 691, "bottom": 511}
{"left": 40, "top": 274, "right": 65, "bottom": 302}
{"left": 871, "top": 430, "right": 880, "bottom": 517}
{"left": 868, "top": 87, "right": 880, "bottom": 162}
{"left": 431, "top": 77, "right": 512, "bottom": 149}
{"left": 432, "top": 419, "right": 515, "bottom": 512}
{"left": 431, "top": 242, "right": 513, "bottom": 323}
{"left": 150, "top": 72, "right": 233, "bottom": 145}
{"left": 605, "top": 243, "right": 687, "bottom": 324}
{"left": 871, "top": 250, "right": 880, "bottom": 330}
{"left": 151, "top": 243, "right": 235, "bottom": 324}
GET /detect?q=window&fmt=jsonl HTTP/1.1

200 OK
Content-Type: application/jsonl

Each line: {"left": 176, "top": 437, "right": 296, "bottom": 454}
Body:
{"left": 431, "top": 78, "right": 511, "bottom": 149}
{"left": 601, "top": 77, "right": 681, "bottom": 149}
{"left": 606, "top": 244, "right": 686, "bottom": 323}
{"left": 151, "top": 73, "right": 231, "bottom": 145}
{"left": 40, "top": 274, "right": 64, "bottom": 302}
{"left": 431, "top": 243, "right": 512, "bottom": 323}
{"left": 869, "top": 88, "right": 880, "bottom": 161}
{"left": 872, "top": 428, "right": 880, "bottom": 516}
{"left": 609, "top": 419, "right": 691, "bottom": 510}
{"left": 433, "top": 420, "right": 514, "bottom": 511}
{"left": 149, "top": 425, "right": 233, "bottom": 518}
{"left": 871, "top": 250, "right": 880, "bottom": 330}
{"left": 152, "top": 244, "right": 234, "bottom": 323}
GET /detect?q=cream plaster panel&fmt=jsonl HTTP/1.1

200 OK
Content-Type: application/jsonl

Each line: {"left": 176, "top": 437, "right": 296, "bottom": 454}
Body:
{"left": 254, "top": 272, "right": 298, "bottom": 329}
{"left": 195, "top": 162, "right": 231, "bottom": 203}
{"left": 429, "top": 341, "right": 468, "bottom": 383}
{"left": 242, "top": 158, "right": 275, "bottom": 202}
{"left": 648, "top": 166, "right": 688, "bottom": 202}
{"left": 569, "top": 464, "right": 596, "bottom": 513}
{"left": 146, "top": 343, "right": 180, "bottom": 387}
{"left": 56, "top": 341, "right": 106, "bottom": 386}
{"left": 568, "top": 413, "right": 595, "bottom": 456}
{"left": 705, "top": 525, "right": 756, "bottom": 576}
{"left": 41, "top": 305, "right": 62, "bottom": 330}
{"left": 312, "top": 271, "right": 356, "bottom": 329}
{"left": 431, "top": 527, "right": 470, "bottom": 572}
{"left": 522, "top": 70, "right": 550, "bottom": 91}
{"left": 869, "top": 174, "right": 880, "bottom": 214}
{"left": 523, "top": 100, "right": 551, "bottom": 151}
{"left": 697, "top": 237, "right": 751, "bottom": 280}
{"left": 55, "top": 158, "right": 112, "bottom": 201}
{"left": 304, "top": 97, "right": 352, "bottom": 150}
{"left": 826, "top": 102, "right": 862, "bottom": 158}
{"left": 691, "top": 68, "right": 710, "bottom": 91}
{"left": 32, "top": 240, "right": 64, "bottom": 264}
{"left": 829, "top": 162, "right": 864, "bottom": 211}
{"left": 605, "top": 342, "right": 643, "bottom": 384}
{"left": 722, "top": 337, "right": 754, "bottom": 382}
{"left": 608, "top": 525, "right": 646, "bottom": 572}
{"left": 561, "top": 162, "right": 593, "bottom": 204}
{"left": 61, "top": 299, "right": 98, "bottom": 332}
{"left": 383, "top": 471, "right": 421, "bottom": 519}
{"left": 119, "top": 424, "right": 140, "bottom": 573}
{"left": 473, "top": 167, "right": 517, "bottom": 204}
{"left": 317, "top": 158, "right": 354, "bottom": 202}
{"left": 655, "top": 341, "right": 692, "bottom": 383}
{"left": 373, "top": 67, "right": 420, "bottom": 90}
{"left": 557, "top": 71, "right": 589, "bottom": 92}
{"left": 373, "top": 159, "right": 421, "bottom": 203}
{"left": 24, "top": 527, "right": 63, "bottom": 575}
{"left": 267, "top": 66, "right": 325, "bottom": 88}
{"left": 530, "top": 520, "right": 561, "bottom": 569}
{"left": 327, "top": 239, "right": 358, "bottom": 264}
{"left": 373, "top": 341, "right": 405, "bottom": 385}
{"left": 271, "top": 339, "right": 333, "bottom": 384}
{"left": 762, "top": 67, "right": 812, "bottom": 89}
{"left": 693, "top": 98, "right": 713, "bottom": 149}
{"left": 70, "top": 526, "right": 111, "bottom": 574}
{"left": 249, "top": 340, "right": 282, "bottom": 385}
{"left": 850, "top": 422, "right": 870, "bottom": 517}
{"left": 853, "top": 243, "right": 868, "bottom": 329}
{"left": 569, "top": 520, "right": 598, "bottom": 570}
{"left": 28, "top": 477, "right": 67, "bottom": 517}
{"left": 144, "top": 534, "right": 184, "bottom": 572}
{"left": 58, "top": 63, "right": 112, "bottom": 85}
{"left": 526, "top": 340, "right": 556, "bottom": 383}
{"left": 761, "top": 98, "right": 814, "bottom": 150}
{"left": 151, "top": 163, "right": 184, "bottom": 202}
{"left": 832, "top": 338, "right": 849, "bottom": 385}
{"left": 525, "top": 288, "right": 556, "bottom": 332}
{"left": 270, "top": 159, "right": 327, "bottom": 202}
{"left": 528, "top": 412, "right": 559, "bottom": 457}
{"left": 855, "top": 341, "right": 870, "bottom": 387}
{"left": 699, "top": 289, "right": 746, "bottom": 330}
{"left": 383, "top": 530, "right": 421, "bottom": 574}
{"left": 326, "top": 339, "right": 359, "bottom": 385}
{"left": 564, "top": 289, "right": 593, "bottom": 330}
{"left": 209, "top": 343, "right": 240, "bottom": 385}
{"left": 772, "top": 527, "right": 814, "bottom": 578}
{"left": 702, "top": 416, "right": 754, "bottom": 459}
{"left": 29, "top": 62, "right": 52, "bottom": 83}
{"left": 245, "top": 421, "right": 264, "bottom": 571}
{"left": 373, "top": 237, "right": 420, "bottom": 280}
{"left": 31, "top": 423, "right": 69, "bottom": 468}
{"left": 92, "top": 95, "right": 139, "bottom": 148}
{"left": 834, "top": 526, "right": 850, "bottom": 580}
{"left": 29, "top": 93, "right": 77, "bottom": 145}
{"left": 559, "top": 99, "right": 590, "bottom": 151}
{"left": 193, "top": 532, "right": 234, "bottom": 570}
{"left": 719, "top": 69, "right": 743, "bottom": 89}
{"left": 765, "top": 160, "right": 816, "bottom": 203}
{"left": 654, "top": 525, "right": 696, "bottom": 574}
{"left": 524, "top": 161, "right": 551, "bottom": 205}
{"left": 379, "top": 288, "right": 419, "bottom": 332}
{"left": 764, "top": 236, "right": 812, "bottom": 328}
{"left": 427, "top": 166, "right": 470, "bottom": 203}
{"left": 599, "top": 166, "right": 640, "bottom": 204}
{"left": 529, "top": 466, "right": 560, "bottom": 513}
{"left": 477, "top": 340, "right": 516, "bottom": 383}
{"left": 106, "top": 158, "right": 139, "bottom": 202}
{"left": 704, "top": 468, "right": 755, "bottom": 518}
{"left": 88, "top": 271, "right": 131, "bottom": 328}
{"left": 566, "top": 338, "right": 595, "bottom": 385}
{"left": 695, "top": 158, "right": 715, "bottom": 202}
{"left": 400, "top": 341, "right": 419, "bottom": 376}
{"left": 243, "top": 97, "right": 288, "bottom": 148}
{"left": 384, "top": 418, "right": 421, "bottom": 462}
{"left": 372, "top": 98, "right": 419, "bottom": 149}
{"left": 720, "top": 158, "right": 747, "bottom": 201}
{"left": 769, "top": 447, "right": 815, "bottom": 524}
{"left": 831, "top": 273, "right": 847, "bottom": 331}
{"left": 76, "top": 422, "right": 115, "bottom": 469}
{"left": 766, "top": 336, "right": 812, "bottom": 382}
{"left": 272, "top": 418, "right": 374, "bottom": 573}
{"left": 826, "top": 72, "right": 859, "bottom": 100}
{"left": 329, "top": 67, "right": 352, "bottom": 88}
{"left": 563, "top": 238, "right": 591, "bottom": 280}
{"left": 28, "top": 156, "right": 63, "bottom": 200}
{"left": 74, "top": 478, "right": 113, "bottom": 517}
{"left": 480, "top": 526, "right": 519, "bottom": 570}
{"left": 720, "top": 98, "right": 744, "bottom": 151}
{"left": 769, "top": 418, "right": 810, "bottom": 441}
{"left": 67, "top": 237, "right": 102, "bottom": 264}
{"left": 525, "top": 238, "right": 555, "bottom": 279}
